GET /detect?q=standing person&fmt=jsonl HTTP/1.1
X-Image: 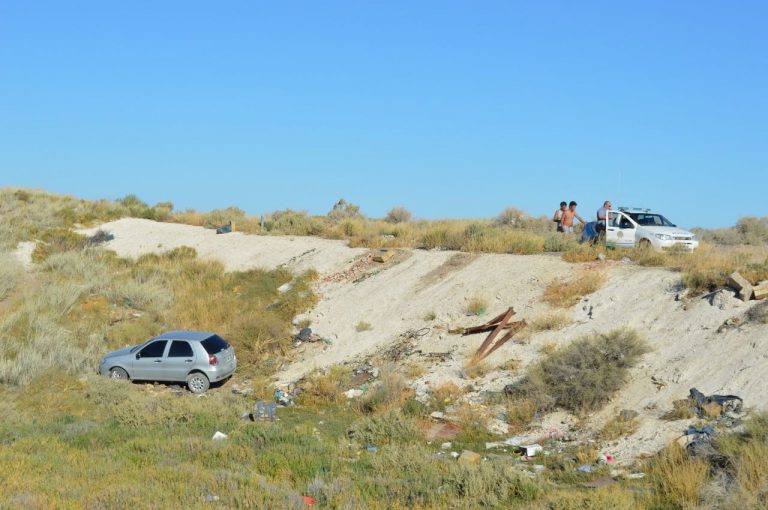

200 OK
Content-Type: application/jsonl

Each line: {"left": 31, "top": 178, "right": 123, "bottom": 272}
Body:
{"left": 552, "top": 201, "right": 567, "bottom": 232}
{"left": 595, "top": 200, "right": 612, "bottom": 235}
{"left": 561, "top": 201, "right": 586, "bottom": 234}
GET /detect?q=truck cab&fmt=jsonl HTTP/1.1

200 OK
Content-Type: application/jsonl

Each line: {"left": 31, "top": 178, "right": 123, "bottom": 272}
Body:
{"left": 605, "top": 207, "right": 699, "bottom": 251}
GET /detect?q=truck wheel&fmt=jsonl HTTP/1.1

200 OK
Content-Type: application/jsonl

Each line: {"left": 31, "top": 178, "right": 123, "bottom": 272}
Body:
{"left": 639, "top": 239, "right": 652, "bottom": 250}
{"left": 187, "top": 372, "right": 210, "bottom": 394}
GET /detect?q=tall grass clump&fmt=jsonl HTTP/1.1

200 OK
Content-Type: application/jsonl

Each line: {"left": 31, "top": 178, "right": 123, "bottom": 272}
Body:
{"left": 647, "top": 444, "right": 709, "bottom": 507}
{"left": 506, "top": 329, "right": 649, "bottom": 413}
{"left": 528, "top": 310, "right": 571, "bottom": 332}
{"left": 266, "top": 209, "right": 325, "bottom": 235}
{"left": 543, "top": 269, "right": 607, "bottom": 307}
{"left": 0, "top": 252, "right": 22, "bottom": 301}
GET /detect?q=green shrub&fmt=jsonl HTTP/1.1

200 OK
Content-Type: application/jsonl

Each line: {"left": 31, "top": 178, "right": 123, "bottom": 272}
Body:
{"left": 202, "top": 206, "right": 246, "bottom": 229}
{"left": 31, "top": 229, "right": 87, "bottom": 262}
{"left": 348, "top": 411, "right": 422, "bottom": 446}
{"left": 267, "top": 209, "right": 324, "bottom": 235}
{"left": 507, "top": 329, "right": 649, "bottom": 413}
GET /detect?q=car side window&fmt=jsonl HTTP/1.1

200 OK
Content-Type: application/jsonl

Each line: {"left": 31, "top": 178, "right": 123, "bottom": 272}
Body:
{"left": 168, "top": 341, "right": 194, "bottom": 358}
{"left": 619, "top": 216, "right": 634, "bottom": 229}
{"left": 139, "top": 340, "right": 167, "bottom": 358}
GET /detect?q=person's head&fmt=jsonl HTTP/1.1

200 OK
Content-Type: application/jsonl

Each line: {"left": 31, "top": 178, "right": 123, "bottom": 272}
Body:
{"left": 604, "top": 200, "right": 612, "bottom": 209}
{"left": 569, "top": 201, "right": 577, "bottom": 210}
{"left": 560, "top": 201, "right": 567, "bottom": 210}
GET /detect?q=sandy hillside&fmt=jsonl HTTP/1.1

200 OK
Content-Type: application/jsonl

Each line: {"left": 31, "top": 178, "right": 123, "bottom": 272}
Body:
{"left": 81, "top": 218, "right": 768, "bottom": 462}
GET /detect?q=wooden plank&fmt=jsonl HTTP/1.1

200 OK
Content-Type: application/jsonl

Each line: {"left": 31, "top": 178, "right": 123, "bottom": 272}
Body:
{"left": 372, "top": 250, "right": 394, "bottom": 263}
{"left": 754, "top": 284, "right": 768, "bottom": 300}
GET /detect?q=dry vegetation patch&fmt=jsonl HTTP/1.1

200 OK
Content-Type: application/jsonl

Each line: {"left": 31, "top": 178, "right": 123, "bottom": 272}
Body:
{"left": 543, "top": 269, "right": 607, "bottom": 307}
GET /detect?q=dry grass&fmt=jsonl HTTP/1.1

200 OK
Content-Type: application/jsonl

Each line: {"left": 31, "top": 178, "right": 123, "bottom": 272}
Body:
{"left": 353, "top": 366, "right": 411, "bottom": 414}
{"left": 543, "top": 269, "right": 607, "bottom": 308}
{"left": 430, "top": 381, "right": 463, "bottom": 411}
{"left": 356, "top": 320, "right": 373, "bottom": 332}
{"left": 296, "top": 367, "right": 350, "bottom": 407}
{"left": 599, "top": 413, "right": 640, "bottom": 440}
{"left": 0, "top": 252, "right": 22, "bottom": 301}
{"left": 528, "top": 310, "right": 571, "bottom": 332}
{"left": 661, "top": 399, "right": 696, "bottom": 421}
{"left": 463, "top": 359, "right": 491, "bottom": 379}
{"left": 466, "top": 294, "right": 489, "bottom": 316}
{"left": 538, "top": 342, "right": 558, "bottom": 355}
{"left": 648, "top": 444, "right": 709, "bottom": 507}
{"left": 508, "top": 329, "right": 649, "bottom": 413}
{"left": 505, "top": 398, "right": 537, "bottom": 434}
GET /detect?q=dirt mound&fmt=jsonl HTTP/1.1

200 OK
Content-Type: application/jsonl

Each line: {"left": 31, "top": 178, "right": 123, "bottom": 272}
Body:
{"left": 86, "top": 218, "right": 768, "bottom": 463}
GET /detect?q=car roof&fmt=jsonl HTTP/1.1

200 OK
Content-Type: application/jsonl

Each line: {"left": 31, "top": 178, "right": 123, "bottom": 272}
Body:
{"left": 151, "top": 330, "right": 217, "bottom": 342}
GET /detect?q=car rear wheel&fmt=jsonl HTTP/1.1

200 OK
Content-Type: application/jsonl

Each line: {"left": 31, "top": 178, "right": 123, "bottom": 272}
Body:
{"left": 639, "top": 238, "right": 652, "bottom": 250}
{"left": 109, "top": 367, "right": 129, "bottom": 381}
{"left": 187, "top": 372, "right": 210, "bottom": 394}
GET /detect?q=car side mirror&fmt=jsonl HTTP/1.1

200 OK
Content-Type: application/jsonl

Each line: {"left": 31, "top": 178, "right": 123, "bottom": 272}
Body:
{"left": 135, "top": 353, "right": 141, "bottom": 360}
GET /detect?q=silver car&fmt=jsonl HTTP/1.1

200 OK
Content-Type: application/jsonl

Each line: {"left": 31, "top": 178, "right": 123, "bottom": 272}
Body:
{"left": 98, "top": 331, "right": 237, "bottom": 393}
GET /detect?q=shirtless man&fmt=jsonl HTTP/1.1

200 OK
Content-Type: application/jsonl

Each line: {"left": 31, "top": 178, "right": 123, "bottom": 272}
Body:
{"left": 561, "top": 201, "right": 586, "bottom": 234}
{"left": 552, "top": 201, "right": 567, "bottom": 232}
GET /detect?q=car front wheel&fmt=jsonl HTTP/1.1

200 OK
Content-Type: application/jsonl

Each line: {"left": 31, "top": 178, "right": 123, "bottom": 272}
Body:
{"left": 186, "top": 372, "right": 210, "bottom": 394}
{"left": 109, "top": 367, "right": 129, "bottom": 381}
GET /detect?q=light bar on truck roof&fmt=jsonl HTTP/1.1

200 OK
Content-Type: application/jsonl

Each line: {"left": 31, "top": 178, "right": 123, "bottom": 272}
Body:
{"left": 618, "top": 207, "right": 651, "bottom": 213}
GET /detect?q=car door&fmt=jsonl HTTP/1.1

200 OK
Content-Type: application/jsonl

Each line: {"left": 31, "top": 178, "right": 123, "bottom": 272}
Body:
{"left": 606, "top": 211, "right": 637, "bottom": 249}
{"left": 163, "top": 340, "right": 196, "bottom": 381}
{"left": 132, "top": 340, "right": 169, "bottom": 380}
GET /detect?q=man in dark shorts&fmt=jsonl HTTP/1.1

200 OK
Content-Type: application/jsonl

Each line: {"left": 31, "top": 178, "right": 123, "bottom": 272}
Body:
{"left": 552, "top": 201, "right": 567, "bottom": 232}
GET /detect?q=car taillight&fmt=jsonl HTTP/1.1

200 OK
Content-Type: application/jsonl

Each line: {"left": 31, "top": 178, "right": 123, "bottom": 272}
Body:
{"left": 208, "top": 354, "right": 218, "bottom": 366}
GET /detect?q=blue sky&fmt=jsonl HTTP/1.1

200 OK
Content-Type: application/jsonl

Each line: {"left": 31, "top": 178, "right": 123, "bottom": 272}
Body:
{"left": 1, "top": 1, "right": 766, "bottom": 228}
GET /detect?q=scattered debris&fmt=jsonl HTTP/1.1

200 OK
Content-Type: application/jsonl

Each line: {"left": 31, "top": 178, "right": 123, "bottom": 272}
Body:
{"left": 204, "top": 494, "right": 220, "bottom": 503}
{"left": 689, "top": 387, "right": 743, "bottom": 416}
{"left": 441, "top": 442, "right": 452, "bottom": 449}
{"left": 754, "top": 282, "right": 768, "bottom": 300}
{"left": 364, "top": 444, "right": 378, "bottom": 453}
{"left": 521, "top": 444, "right": 543, "bottom": 457}
{"left": 275, "top": 389, "right": 294, "bottom": 406}
{"left": 250, "top": 400, "right": 277, "bottom": 422}
{"left": 727, "top": 271, "right": 754, "bottom": 301}
{"left": 344, "top": 389, "right": 364, "bottom": 399}
{"left": 212, "top": 431, "right": 228, "bottom": 441}
{"left": 577, "top": 465, "right": 593, "bottom": 473}
{"left": 215, "top": 222, "right": 233, "bottom": 234}
{"left": 302, "top": 496, "right": 316, "bottom": 506}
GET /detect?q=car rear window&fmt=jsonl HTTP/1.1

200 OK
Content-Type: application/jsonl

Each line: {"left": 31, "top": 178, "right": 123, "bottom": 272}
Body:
{"left": 201, "top": 335, "right": 229, "bottom": 355}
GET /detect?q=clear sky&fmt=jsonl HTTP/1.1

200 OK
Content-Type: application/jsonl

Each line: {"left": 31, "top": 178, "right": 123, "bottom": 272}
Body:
{"left": 1, "top": 1, "right": 766, "bottom": 228}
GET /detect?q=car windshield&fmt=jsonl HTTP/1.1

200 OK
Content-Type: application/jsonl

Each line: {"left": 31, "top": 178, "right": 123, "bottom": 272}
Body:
{"left": 628, "top": 213, "right": 676, "bottom": 227}
{"left": 201, "top": 335, "right": 229, "bottom": 355}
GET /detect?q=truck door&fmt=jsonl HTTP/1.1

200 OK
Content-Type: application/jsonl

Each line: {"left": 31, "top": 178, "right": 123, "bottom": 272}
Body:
{"left": 606, "top": 211, "right": 637, "bottom": 249}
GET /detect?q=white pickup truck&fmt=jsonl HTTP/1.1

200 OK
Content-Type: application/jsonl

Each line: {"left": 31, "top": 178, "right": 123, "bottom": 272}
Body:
{"left": 605, "top": 207, "right": 699, "bottom": 251}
